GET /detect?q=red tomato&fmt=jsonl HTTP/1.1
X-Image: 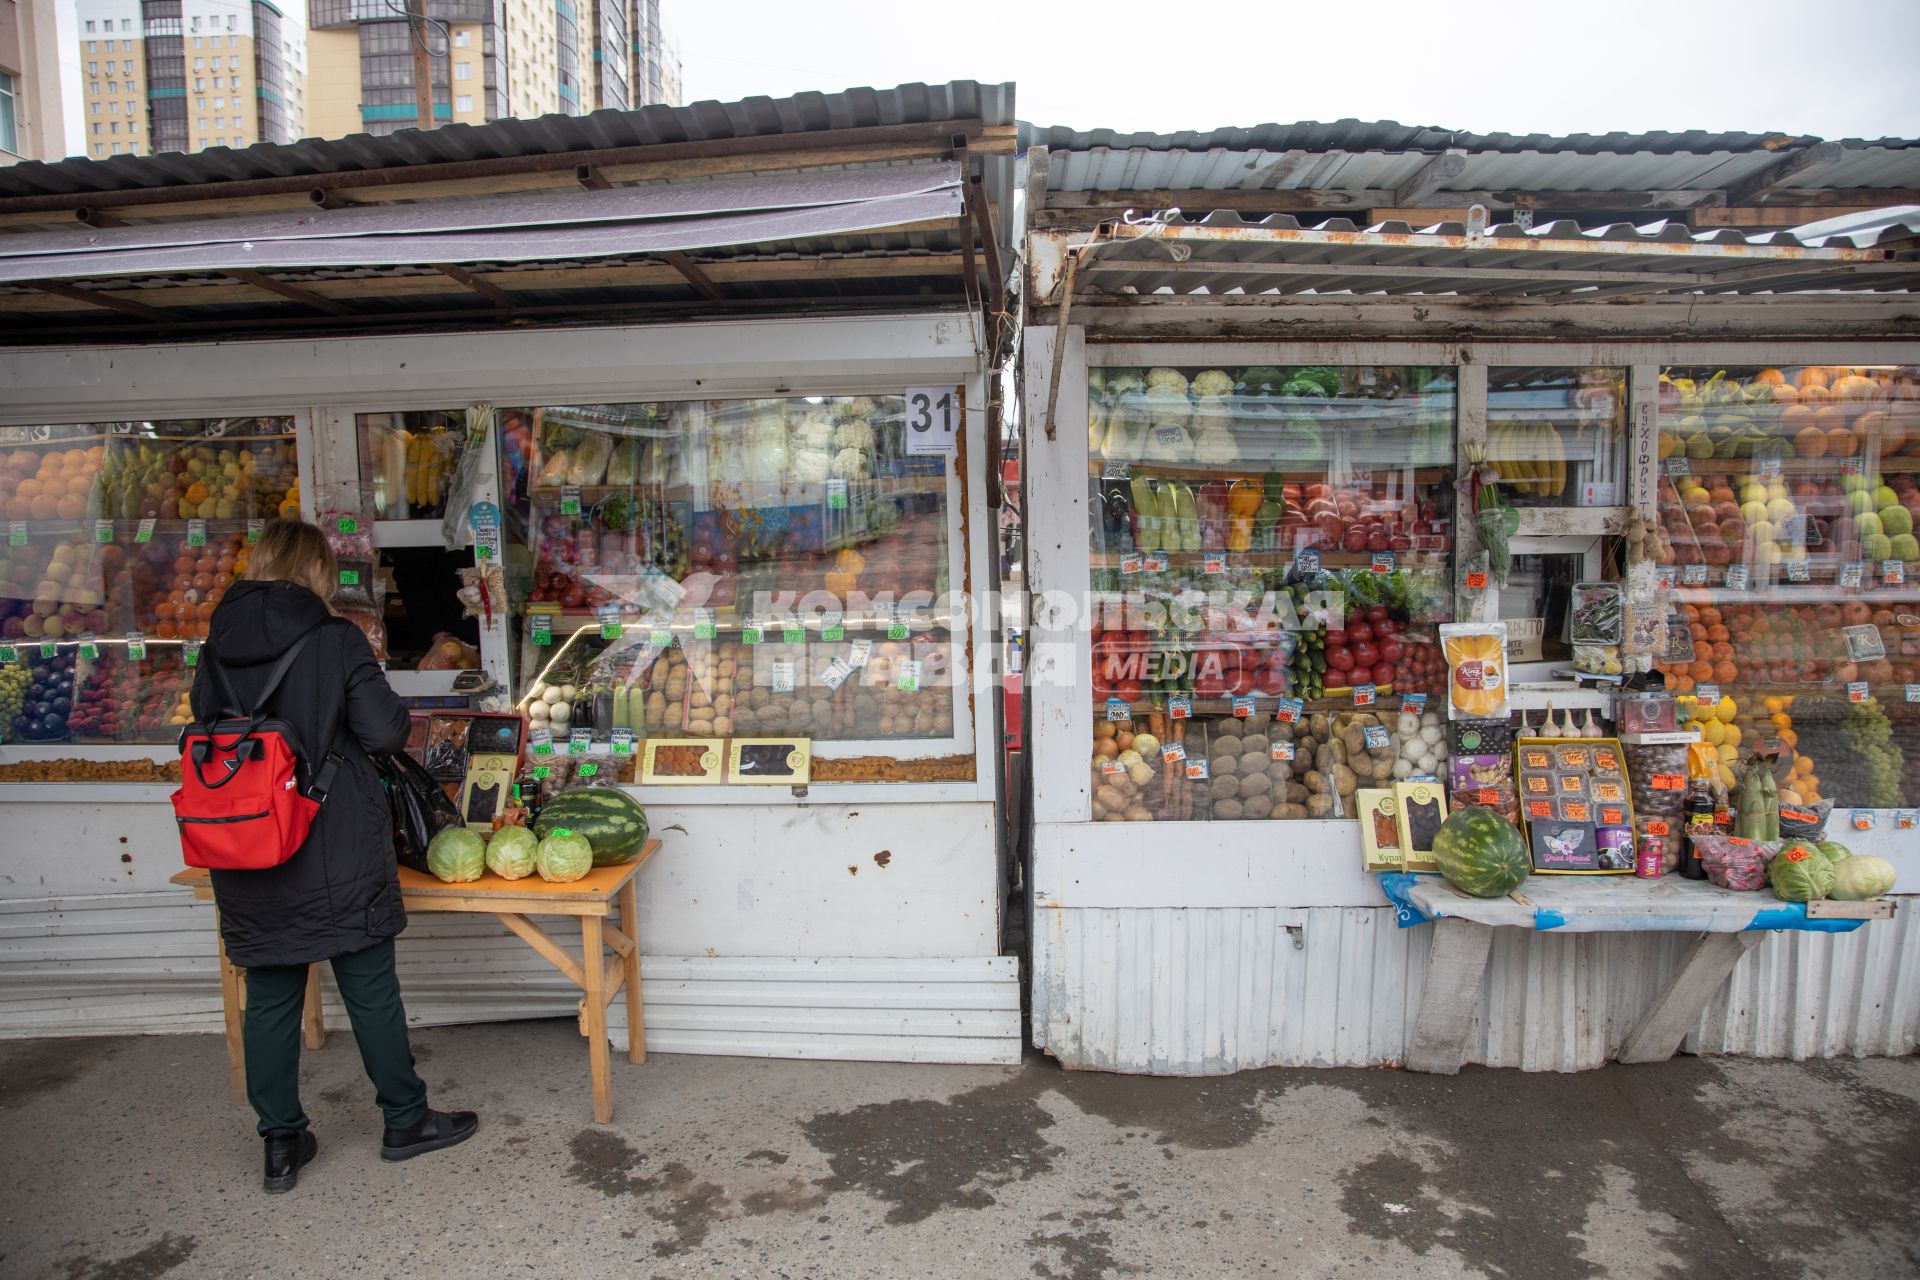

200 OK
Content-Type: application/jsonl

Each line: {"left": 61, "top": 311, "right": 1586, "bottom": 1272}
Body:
{"left": 1380, "top": 640, "right": 1406, "bottom": 663}
{"left": 1372, "top": 661, "right": 1396, "bottom": 686}
{"left": 1366, "top": 605, "right": 1390, "bottom": 626}
{"left": 1352, "top": 642, "right": 1378, "bottom": 667}
{"left": 1346, "top": 623, "right": 1374, "bottom": 645}
{"left": 1326, "top": 647, "right": 1354, "bottom": 673}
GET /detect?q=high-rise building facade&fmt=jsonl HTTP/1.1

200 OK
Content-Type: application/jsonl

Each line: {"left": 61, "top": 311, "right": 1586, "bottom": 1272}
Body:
{"left": 305, "top": 0, "right": 677, "bottom": 140}
{"left": 72, "top": 0, "right": 307, "bottom": 159}
{"left": 3, "top": 0, "right": 76, "bottom": 163}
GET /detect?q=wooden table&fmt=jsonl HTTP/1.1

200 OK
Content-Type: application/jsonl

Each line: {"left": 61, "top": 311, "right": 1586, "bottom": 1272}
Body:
{"left": 1379, "top": 871, "right": 1893, "bottom": 1074}
{"left": 172, "top": 839, "right": 659, "bottom": 1124}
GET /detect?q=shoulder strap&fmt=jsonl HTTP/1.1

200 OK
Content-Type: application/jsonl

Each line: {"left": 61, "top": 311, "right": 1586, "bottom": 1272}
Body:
{"left": 204, "top": 631, "right": 317, "bottom": 722}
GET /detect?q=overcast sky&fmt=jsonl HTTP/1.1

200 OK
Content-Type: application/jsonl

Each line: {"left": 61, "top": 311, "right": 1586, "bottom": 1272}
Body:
{"left": 672, "top": 0, "right": 1919, "bottom": 140}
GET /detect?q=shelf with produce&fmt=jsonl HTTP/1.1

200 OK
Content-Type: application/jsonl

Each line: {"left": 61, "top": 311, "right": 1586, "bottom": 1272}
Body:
{"left": 527, "top": 474, "right": 947, "bottom": 505}
{"left": 522, "top": 610, "right": 953, "bottom": 637}
{"left": 1658, "top": 456, "right": 1920, "bottom": 477}
{"left": 1091, "top": 690, "right": 1406, "bottom": 718}
{"left": 1088, "top": 460, "right": 1452, "bottom": 485}
{"left": 1089, "top": 549, "right": 1451, "bottom": 571}
{"left": 1672, "top": 585, "right": 1918, "bottom": 605}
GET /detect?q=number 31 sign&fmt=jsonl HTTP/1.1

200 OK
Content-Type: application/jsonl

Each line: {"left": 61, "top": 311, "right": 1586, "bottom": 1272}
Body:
{"left": 904, "top": 386, "right": 960, "bottom": 456}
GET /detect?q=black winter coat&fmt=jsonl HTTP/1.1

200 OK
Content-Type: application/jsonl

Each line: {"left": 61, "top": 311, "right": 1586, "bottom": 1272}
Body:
{"left": 192, "top": 580, "right": 412, "bottom": 969}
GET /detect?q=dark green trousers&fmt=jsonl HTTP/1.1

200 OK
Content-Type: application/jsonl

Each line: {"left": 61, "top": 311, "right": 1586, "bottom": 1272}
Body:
{"left": 243, "top": 938, "right": 429, "bottom": 1136}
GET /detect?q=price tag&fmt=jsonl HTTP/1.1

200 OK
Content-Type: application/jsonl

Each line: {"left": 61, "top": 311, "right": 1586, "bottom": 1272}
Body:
{"left": 772, "top": 658, "right": 797, "bottom": 694}
{"left": 1650, "top": 773, "right": 1684, "bottom": 791}
{"left": 1694, "top": 682, "right": 1721, "bottom": 706}
{"left": 38, "top": 641, "right": 56, "bottom": 659}
{"left": 693, "top": 607, "right": 717, "bottom": 640}
{"left": 611, "top": 728, "right": 634, "bottom": 755}
{"left": 1168, "top": 695, "right": 1192, "bottom": 720}
{"left": 1162, "top": 741, "right": 1187, "bottom": 764}
{"left": 1231, "top": 695, "right": 1256, "bottom": 719}
{"left": 1664, "top": 457, "right": 1691, "bottom": 476}
{"left": 94, "top": 518, "right": 114, "bottom": 544}
{"left": 1295, "top": 547, "right": 1321, "bottom": 575}
{"left": 1844, "top": 625, "right": 1887, "bottom": 662}
{"left": 1102, "top": 459, "right": 1130, "bottom": 480}
{"left": 819, "top": 657, "right": 853, "bottom": 691}
{"left": 568, "top": 729, "right": 591, "bottom": 756}
{"left": 1362, "top": 724, "right": 1390, "bottom": 749}
{"left": 887, "top": 611, "right": 910, "bottom": 641}
{"left": 1274, "top": 698, "right": 1303, "bottom": 724}
{"left": 1465, "top": 570, "right": 1488, "bottom": 590}
{"left": 1883, "top": 559, "right": 1906, "bottom": 586}
{"left": 1370, "top": 552, "right": 1395, "bottom": 574}
{"left": 1270, "top": 740, "right": 1295, "bottom": 762}
{"left": 782, "top": 625, "right": 806, "bottom": 645}
{"left": 1563, "top": 800, "right": 1590, "bottom": 823}
{"left": 1654, "top": 567, "right": 1676, "bottom": 590}
{"left": 186, "top": 519, "right": 207, "bottom": 548}
{"left": 646, "top": 627, "right": 672, "bottom": 650}
{"left": 1483, "top": 790, "right": 1506, "bottom": 807}
{"left": 741, "top": 618, "right": 764, "bottom": 645}
{"left": 1847, "top": 680, "right": 1869, "bottom": 703}
{"left": 597, "top": 605, "right": 622, "bottom": 640}
{"left": 336, "top": 516, "right": 358, "bottom": 535}
{"left": 1120, "top": 555, "right": 1143, "bottom": 575}
{"left": 339, "top": 568, "right": 360, "bottom": 586}
{"left": 1785, "top": 559, "right": 1812, "bottom": 584}
{"left": 1154, "top": 425, "right": 1183, "bottom": 448}
{"left": 247, "top": 518, "right": 264, "bottom": 544}
{"left": 1099, "top": 759, "right": 1125, "bottom": 777}
{"left": 0, "top": 645, "right": 14, "bottom": 664}
{"left": 1898, "top": 811, "right": 1917, "bottom": 831}
{"left": 1840, "top": 457, "right": 1864, "bottom": 476}
{"left": 528, "top": 726, "right": 554, "bottom": 754}
{"left": 1853, "top": 810, "right": 1875, "bottom": 832}
{"left": 183, "top": 638, "right": 201, "bottom": 668}
{"left": 1203, "top": 553, "right": 1227, "bottom": 576}
{"left": 1183, "top": 759, "right": 1209, "bottom": 781}
{"left": 826, "top": 477, "right": 849, "bottom": 510}
{"left": 822, "top": 612, "right": 845, "bottom": 643}
{"left": 1839, "top": 562, "right": 1864, "bottom": 589}
{"left": 134, "top": 517, "right": 156, "bottom": 544}
{"left": 1680, "top": 564, "right": 1708, "bottom": 586}
{"left": 1528, "top": 800, "right": 1554, "bottom": 819}
{"left": 1402, "top": 693, "right": 1427, "bottom": 713}
{"left": 1755, "top": 454, "right": 1783, "bottom": 481}
{"left": 1352, "top": 683, "right": 1376, "bottom": 707}
{"left": 559, "top": 485, "right": 582, "bottom": 516}
{"left": 529, "top": 613, "right": 552, "bottom": 646}
{"left": 7, "top": 521, "right": 24, "bottom": 547}
{"left": 1144, "top": 551, "right": 1168, "bottom": 572}
{"left": 576, "top": 762, "right": 600, "bottom": 778}
{"left": 1106, "top": 697, "right": 1132, "bottom": 721}
{"left": 1647, "top": 820, "right": 1671, "bottom": 837}
{"left": 531, "top": 765, "right": 552, "bottom": 780}
{"left": 848, "top": 638, "right": 873, "bottom": 668}
{"left": 1723, "top": 563, "right": 1749, "bottom": 591}
{"left": 1907, "top": 684, "right": 1920, "bottom": 704}
{"left": 78, "top": 634, "right": 98, "bottom": 661}
{"left": 896, "top": 658, "right": 922, "bottom": 692}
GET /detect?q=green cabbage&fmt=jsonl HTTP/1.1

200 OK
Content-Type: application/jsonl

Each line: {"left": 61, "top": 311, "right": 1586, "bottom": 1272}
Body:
{"left": 536, "top": 831, "right": 594, "bottom": 883}
{"left": 1815, "top": 840, "right": 1852, "bottom": 865}
{"left": 485, "top": 826, "right": 539, "bottom": 881}
{"left": 1830, "top": 856, "right": 1896, "bottom": 902}
{"left": 426, "top": 827, "right": 487, "bottom": 883}
{"left": 1767, "top": 844, "right": 1835, "bottom": 902}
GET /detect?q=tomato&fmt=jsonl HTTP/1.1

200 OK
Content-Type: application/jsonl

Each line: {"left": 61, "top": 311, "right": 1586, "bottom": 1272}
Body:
{"left": 1366, "top": 605, "right": 1390, "bottom": 626}
{"left": 1372, "top": 661, "right": 1396, "bottom": 687}
{"left": 1380, "top": 639, "right": 1406, "bottom": 663}
{"left": 1325, "top": 647, "right": 1354, "bottom": 673}
{"left": 1115, "top": 679, "right": 1143, "bottom": 702}
{"left": 1345, "top": 623, "right": 1373, "bottom": 645}
{"left": 1352, "top": 642, "right": 1378, "bottom": 667}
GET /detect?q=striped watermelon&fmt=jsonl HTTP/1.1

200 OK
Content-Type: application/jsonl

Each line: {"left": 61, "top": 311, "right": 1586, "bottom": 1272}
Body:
{"left": 1432, "top": 807, "right": 1529, "bottom": 898}
{"left": 534, "top": 787, "right": 649, "bottom": 866}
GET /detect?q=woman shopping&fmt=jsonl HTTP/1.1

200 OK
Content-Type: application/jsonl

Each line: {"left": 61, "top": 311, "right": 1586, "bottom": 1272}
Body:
{"left": 189, "top": 520, "right": 477, "bottom": 1192}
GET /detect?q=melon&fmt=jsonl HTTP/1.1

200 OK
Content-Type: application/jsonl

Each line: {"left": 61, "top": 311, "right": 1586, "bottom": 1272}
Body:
{"left": 1432, "top": 808, "right": 1530, "bottom": 898}
{"left": 534, "top": 786, "right": 650, "bottom": 866}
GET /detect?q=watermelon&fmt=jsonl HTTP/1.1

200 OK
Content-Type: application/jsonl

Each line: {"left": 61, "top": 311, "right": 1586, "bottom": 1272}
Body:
{"left": 533, "top": 786, "right": 649, "bottom": 867}
{"left": 1432, "top": 808, "right": 1530, "bottom": 898}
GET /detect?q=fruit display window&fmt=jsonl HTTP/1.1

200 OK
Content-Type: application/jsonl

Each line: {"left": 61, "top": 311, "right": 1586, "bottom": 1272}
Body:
{"left": 1084, "top": 365, "right": 1457, "bottom": 823}
{"left": 1648, "top": 362, "right": 1920, "bottom": 810}
{"left": 0, "top": 419, "right": 299, "bottom": 746}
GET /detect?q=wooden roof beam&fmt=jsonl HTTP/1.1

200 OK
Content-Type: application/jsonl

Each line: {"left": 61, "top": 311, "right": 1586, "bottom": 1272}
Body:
{"left": 655, "top": 251, "right": 725, "bottom": 303}
{"left": 1727, "top": 141, "right": 1845, "bottom": 205}
{"left": 19, "top": 279, "right": 170, "bottom": 321}
{"left": 1393, "top": 150, "right": 1469, "bottom": 206}
{"left": 223, "top": 269, "right": 353, "bottom": 316}
{"left": 432, "top": 263, "right": 515, "bottom": 308}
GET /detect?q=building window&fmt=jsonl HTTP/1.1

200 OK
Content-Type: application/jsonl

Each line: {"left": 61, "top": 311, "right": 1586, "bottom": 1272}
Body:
{"left": 86, "top": 20, "right": 97, "bottom": 32}
{"left": 190, "top": 16, "right": 200, "bottom": 31}
{"left": 88, "top": 61, "right": 98, "bottom": 75}
{"left": 91, "top": 102, "right": 101, "bottom": 115}
{"left": 193, "top": 36, "right": 203, "bottom": 48}
{"left": 229, "top": 56, "right": 240, "bottom": 69}
{"left": 212, "top": 77, "right": 222, "bottom": 88}
{"left": 194, "top": 78, "right": 204, "bottom": 90}
{"left": 91, "top": 82, "right": 101, "bottom": 94}
{"left": 93, "top": 143, "right": 105, "bottom": 155}
{"left": 456, "top": 94, "right": 473, "bottom": 112}
{"left": 214, "top": 116, "right": 224, "bottom": 128}
{"left": 92, "top": 122, "right": 102, "bottom": 136}
{"left": 123, "top": 38, "right": 133, "bottom": 50}
{"left": 193, "top": 58, "right": 203, "bottom": 70}
{"left": 197, "top": 118, "right": 207, "bottom": 130}
{"left": 0, "top": 70, "right": 16, "bottom": 154}
{"left": 214, "top": 96, "right": 224, "bottom": 108}
{"left": 110, "top": 121, "right": 120, "bottom": 134}
{"left": 455, "top": 61, "right": 472, "bottom": 81}
{"left": 122, "top": 61, "right": 133, "bottom": 75}
{"left": 122, "top": 19, "right": 131, "bottom": 33}
{"left": 112, "top": 142, "right": 123, "bottom": 154}
{"left": 105, "top": 82, "right": 116, "bottom": 94}
{"left": 196, "top": 97, "right": 205, "bottom": 108}
{"left": 109, "top": 101, "right": 119, "bottom": 114}
{"left": 227, "top": 15, "right": 236, "bottom": 30}
{"left": 454, "top": 28, "right": 470, "bottom": 47}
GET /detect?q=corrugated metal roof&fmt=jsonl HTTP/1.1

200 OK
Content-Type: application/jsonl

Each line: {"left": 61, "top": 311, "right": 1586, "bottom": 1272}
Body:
{"left": 1051, "top": 210, "right": 1920, "bottom": 300}
{"left": 1, "top": 82, "right": 1016, "bottom": 199}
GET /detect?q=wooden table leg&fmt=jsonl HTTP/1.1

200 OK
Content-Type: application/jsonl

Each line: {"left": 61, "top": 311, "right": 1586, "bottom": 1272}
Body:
{"left": 216, "top": 927, "right": 247, "bottom": 1105}
{"left": 302, "top": 967, "right": 326, "bottom": 1050}
{"left": 1406, "top": 919, "right": 1496, "bottom": 1075}
{"left": 581, "top": 914, "right": 612, "bottom": 1123}
{"left": 1619, "top": 931, "right": 1765, "bottom": 1064}
{"left": 620, "top": 878, "right": 644, "bottom": 1065}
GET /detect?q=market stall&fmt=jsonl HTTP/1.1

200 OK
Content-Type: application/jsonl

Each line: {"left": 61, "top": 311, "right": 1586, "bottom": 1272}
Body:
{"left": 0, "top": 83, "right": 1024, "bottom": 1065}
{"left": 1019, "top": 130, "right": 1920, "bottom": 1074}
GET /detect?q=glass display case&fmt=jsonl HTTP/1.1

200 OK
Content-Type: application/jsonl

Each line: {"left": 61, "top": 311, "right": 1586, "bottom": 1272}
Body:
{"left": 1485, "top": 367, "right": 1628, "bottom": 509}
{"left": 359, "top": 410, "right": 471, "bottom": 522}
{"left": 501, "top": 394, "right": 958, "bottom": 751}
{"left": 1650, "top": 361, "right": 1920, "bottom": 807}
{"left": 0, "top": 417, "right": 300, "bottom": 744}
{"left": 1084, "top": 364, "right": 1457, "bottom": 822}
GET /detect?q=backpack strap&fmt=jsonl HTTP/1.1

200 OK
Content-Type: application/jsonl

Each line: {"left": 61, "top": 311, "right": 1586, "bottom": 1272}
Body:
{"left": 205, "top": 631, "right": 316, "bottom": 723}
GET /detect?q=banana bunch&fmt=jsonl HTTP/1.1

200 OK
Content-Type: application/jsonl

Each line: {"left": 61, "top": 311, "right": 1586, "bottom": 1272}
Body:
{"left": 405, "top": 431, "right": 448, "bottom": 511}
{"left": 1489, "top": 419, "right": 1566, "bottom": 497}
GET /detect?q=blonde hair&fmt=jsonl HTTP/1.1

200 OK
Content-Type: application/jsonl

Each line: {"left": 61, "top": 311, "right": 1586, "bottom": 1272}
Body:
{"left": 246, "top": 520, "right": 339, "bottom": 605}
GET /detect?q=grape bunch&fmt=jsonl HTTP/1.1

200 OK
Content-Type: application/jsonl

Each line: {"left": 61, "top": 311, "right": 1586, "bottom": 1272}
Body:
{"left": 0, "top": 665, "right": 27, "bottom": 741}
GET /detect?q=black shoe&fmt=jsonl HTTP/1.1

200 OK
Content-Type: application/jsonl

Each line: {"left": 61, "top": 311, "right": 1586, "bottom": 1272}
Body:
{"left": 380, "top": 1108, "right": 478, "bottom": 1162}
{"left": 263, "top": 1129, "right": 318, "bottom": 1194}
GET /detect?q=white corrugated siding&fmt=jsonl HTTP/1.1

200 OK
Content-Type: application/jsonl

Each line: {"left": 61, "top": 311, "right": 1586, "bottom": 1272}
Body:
{"left": 0, "top": 892, "right": 1020, "bottom": 1065}
{"left": 1033, "top": 905, "right": 1920, "bottom": 1075}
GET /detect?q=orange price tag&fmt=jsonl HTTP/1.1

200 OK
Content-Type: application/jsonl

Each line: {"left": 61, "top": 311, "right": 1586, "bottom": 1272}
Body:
{"left": 1477, "top": 789, "right": 1499, "bottom": 805}
{"left": 1600, "top": 807, "right": 1625, "bottom": 826}
{"left": 1523, "top": 750, "right": 1551, "bottom": 770}
{"left": 1646, "top": 820, "right": 1671, "bottom": 837}
{"left": 1562, "top": 801, "right": 1590, "bottom": 822}
{"left": 1651, "top": 773, "right": 1684, "bottom": 791}
{"left": 1528, "top": 800, "right": 1553, "bottom": 819}
{"left": 1466, "top": 571, "right": 1488, "bottom": 590}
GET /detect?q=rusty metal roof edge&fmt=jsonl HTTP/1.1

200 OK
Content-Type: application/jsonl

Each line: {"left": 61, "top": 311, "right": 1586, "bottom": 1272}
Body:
{"left": 1015, "top": 121, "right": 1919, "bottom": 157}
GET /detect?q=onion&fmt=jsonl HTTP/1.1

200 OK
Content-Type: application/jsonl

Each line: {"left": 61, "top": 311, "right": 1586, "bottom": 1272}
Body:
{"left": 542, "top": 686, "right": 565, "bottom": 706}
{"left": 527, "top": 701, "right": 550, "bottom": 722}
{"left": 551, "top": 700, "right": 572, "bottom": 724}
{"left": 1127, "top": 762, "right": 1154, "bottom": 786}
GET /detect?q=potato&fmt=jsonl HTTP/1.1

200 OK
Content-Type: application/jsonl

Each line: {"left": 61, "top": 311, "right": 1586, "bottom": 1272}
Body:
{"left": 1238, "top": 750, "right": 1270, "bottom": 775}
{"left": 1286, "top": 783, "right": 1310, "bottom": 804}
{"left": 1341, "top": 725, "right": 1368, "bottom": 756}
{"left": 1351, "top": 754, "right": 1375, "bottom": 781}
{"left": 1237, "top": 771, "right": 1272, "bottom": 798}
{"left": 1123, "top": 804, "right": 1154, "bottom": 822}
{"left": 1331, "top": 763, "right": 1358, "bottom": 793}
{"left": 1307, "top": 793, "right": 1336, "bottom": 818}
{"left": 1213, "top": 798, "right": 1245, "bottom": 820}
{"left": 1211, "top": 754, "right": 1240, "bottom": 776}
{"left": 1241, "top": 793, "right": 1274, "bottom": 820}
{"left": 1269, "top": 762, "right": 1293, "bottom": 785}
{"left": 1307, "top": 713, "right": 1331, "bottom": 739}
{"left": 1210, "top": 775, "right": 1242, "bottom": 802}
{"left": 1095, "top": 784, "right": 1128, "bottom": 811}
{"left": 1319, "top": 742, "right": 1338, "bottom": 772}
{"left": 1274, "top": 803, "right": 1309, "bottom": 820}
{"left": 688, "top": 717, "right": 714, "bottom": 734}
{"left": 1305, "top": 769, "right": 1328, "bottom": 793}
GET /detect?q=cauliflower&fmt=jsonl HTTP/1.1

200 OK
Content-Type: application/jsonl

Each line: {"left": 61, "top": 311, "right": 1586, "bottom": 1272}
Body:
{"left": 1145, "top": 367, "right": 1189, "bottom": 395}
{"left": 1191, "top": 369, "right": 1235, "bottom": 399}
{"left": 791, "top": 449, "right": 832, "bottom": 484}
{"left": 1143, "top": 422, "right": 1195, "bottom": 463}
{"left": 830, "top": 447, "right": 871, "bottom": 480}
{"left": 795, "top": 418, "right": 836, "bottom": 451}
{"left": 1192, "top": 425, "right": 1240, "bottom": 466}
{"left": 833, "top": 420, "right": 877, "bottom": 452}
{"left": 1143, "top": 386, "right": 1192, "bottom": 424}
{"left": 836, "top": 396, "right": 878, "bottom": 421}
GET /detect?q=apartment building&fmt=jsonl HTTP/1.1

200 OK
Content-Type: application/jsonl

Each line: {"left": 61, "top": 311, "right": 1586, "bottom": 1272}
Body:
{"left": 3, "top": 0, "right": 74, "bottom": 163}
{"left": 306, "top": 0, "right": 677, "bottom": 140}
{"left": 73, "top": 0, "right": 307, "bottom": 159}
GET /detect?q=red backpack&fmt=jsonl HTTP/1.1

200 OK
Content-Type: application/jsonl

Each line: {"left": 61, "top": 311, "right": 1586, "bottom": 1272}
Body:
{"left": 172, "top": 633, "right": 338, "bottom": 870}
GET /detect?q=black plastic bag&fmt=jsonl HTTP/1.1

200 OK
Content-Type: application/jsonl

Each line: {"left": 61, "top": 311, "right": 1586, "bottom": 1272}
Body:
{"left": 374, "top": 751, "right": 463, "bottom": 872}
